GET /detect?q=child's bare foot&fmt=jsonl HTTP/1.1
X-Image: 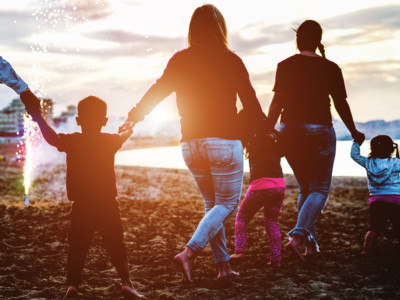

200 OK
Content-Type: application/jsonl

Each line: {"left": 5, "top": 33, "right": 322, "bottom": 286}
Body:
{"left": 121, "top": 285, "right": 146, "bottom": 299}
{"left": 217, "top": 261, "right": 240, "bottom": 278}
{"left": 286, "top": 236, "right": 305, "bottom": 262}
{"left": 63, "top": 286, "right": 78, "bottom": 299}
{"left": 174, "top": 247, "right": 196, "bottom": 283}
{"left": 267, "top": 260, "right": 281, "bottom": 268}
{"left": 361, "top": 250, "right": 368, "bottom": 256}
{"left": 230, "top": 252, "right": 245, "bottom": 260}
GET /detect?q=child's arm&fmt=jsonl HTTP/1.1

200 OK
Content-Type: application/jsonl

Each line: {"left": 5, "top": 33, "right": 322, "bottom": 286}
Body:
{"left": 118, "top": 127, "right": 133, "bottom": 144}
{"left": 350, "top": 141, "right": 367, "bottom": 168}
{"left": 34, "top": 113, "right": 61, "bottom": 148}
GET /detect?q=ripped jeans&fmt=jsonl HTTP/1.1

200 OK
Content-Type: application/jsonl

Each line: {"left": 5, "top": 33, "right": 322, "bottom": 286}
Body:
{"left": 182, "top": 138, "right": 243, "bottom": 263}
{"left": 280, "top": 123, "right": 336, "bottom": 251}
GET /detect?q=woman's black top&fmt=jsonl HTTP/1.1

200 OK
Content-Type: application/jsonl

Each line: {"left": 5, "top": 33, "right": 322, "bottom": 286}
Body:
{"left": 128, "top": 46, "right": 263, "bottom": 141}
{"left": 273, "top": 54, "right": 347, "bottom": 126}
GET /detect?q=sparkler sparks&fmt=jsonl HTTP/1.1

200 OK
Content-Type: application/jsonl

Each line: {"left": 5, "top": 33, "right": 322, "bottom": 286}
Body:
{"left": 22, "top": 114, "right": 40, "bottom": 205}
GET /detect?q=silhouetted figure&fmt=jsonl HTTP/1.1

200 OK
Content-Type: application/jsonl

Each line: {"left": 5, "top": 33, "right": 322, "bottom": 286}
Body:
{"left": 230, "top": 110, "right": 285, "bottom": 267}
{"left": 351, "top": 135, "right": 400, "bottom": 256}
{"left": 268, "top": 20, "right": 365, "bottom": 261}
{"left": 20, "top": 94, "right": 145, "bottom": 299}
{"left": 120, "top": 4, "right": 263, "bottom": 281}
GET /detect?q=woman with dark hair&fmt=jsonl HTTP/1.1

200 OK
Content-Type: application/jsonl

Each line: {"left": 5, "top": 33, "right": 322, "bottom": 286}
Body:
{"left": 120, "top": 4, "right": 263, "bottom": 281}
{"left": 268, "top": 20, "right": 365, "bottom": 261}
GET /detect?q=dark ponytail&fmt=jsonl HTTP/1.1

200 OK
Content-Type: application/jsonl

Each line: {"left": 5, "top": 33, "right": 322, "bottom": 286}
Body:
{"left": 317, "top": 43, "right": 326, "bottom": 58}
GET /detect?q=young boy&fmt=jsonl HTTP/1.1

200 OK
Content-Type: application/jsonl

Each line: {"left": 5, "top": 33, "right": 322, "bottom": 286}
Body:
{"left": 21, "top": 93, "right": 144, "bottom": 299}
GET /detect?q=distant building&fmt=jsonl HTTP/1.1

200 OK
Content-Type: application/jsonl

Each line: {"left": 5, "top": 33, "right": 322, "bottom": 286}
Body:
{"left": 41, "top": 98, "right": 54, "bottom": 123}
{"left": 0, "top": 98, "right": 26, "bottom": 143}
{"left": 53, "top": 104, "right": 77, "bottom": 127}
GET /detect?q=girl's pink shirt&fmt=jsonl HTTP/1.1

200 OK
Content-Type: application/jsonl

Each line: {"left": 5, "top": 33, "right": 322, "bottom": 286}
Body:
{"left": 248, "top": 177, "right": 285, "bottom": 192}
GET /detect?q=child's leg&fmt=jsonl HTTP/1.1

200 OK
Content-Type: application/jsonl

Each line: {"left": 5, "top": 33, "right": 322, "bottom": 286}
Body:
{"left": 234, "top": 190, "right": 264, "bottom": 254}
{"left": 263, "top": 188, "right": 285, "bottom": 263}
{"left": 362, "top": 231, "right": 378, "bottom": 256}
{"left": 97, "top": 205, "right": 129, "bottom": 284}
{"left": 67, "top": 208, "right": 94, "bottom": 287}
{"left": 388, "top": 203, "right": 400, "bottom": 242}
{"left": 363, "top": 202, "right": 384, "bottom": 255}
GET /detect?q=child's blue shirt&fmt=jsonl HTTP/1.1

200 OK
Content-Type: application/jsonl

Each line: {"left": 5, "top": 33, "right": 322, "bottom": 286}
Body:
{"left": 351, "top": 141, "right": 400, "bottom": 196}
{"left": 0, "top": 56, "right": 28, "bottom": 94}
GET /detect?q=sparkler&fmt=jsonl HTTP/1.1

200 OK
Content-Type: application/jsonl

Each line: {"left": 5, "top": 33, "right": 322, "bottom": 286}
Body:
{"left": 22, "top": 114, "right": 40, "bottom": 205}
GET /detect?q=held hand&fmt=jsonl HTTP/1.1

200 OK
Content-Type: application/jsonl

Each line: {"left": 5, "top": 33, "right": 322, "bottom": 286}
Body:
{"left": 20, "top": 90, "right": 42, "bottom": 119}
{"left": 352, "top": 130, "right": 365, "bottom": 146}
{"left": 118, "top": 121, "right": 135, "bottom": 134}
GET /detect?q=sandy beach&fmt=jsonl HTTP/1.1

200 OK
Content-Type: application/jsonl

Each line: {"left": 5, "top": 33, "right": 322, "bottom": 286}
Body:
{"left": 1, "top": 162, "right": 399, "bottom": 299}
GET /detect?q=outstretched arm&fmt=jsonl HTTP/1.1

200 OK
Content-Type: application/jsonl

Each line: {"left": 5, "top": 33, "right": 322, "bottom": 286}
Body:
{"left": 118, "top": 126, "right": 133, "bottom": 144}
{"left": 35, "top": 114, "right": 61, "bottom": 148}
{"left": 0, "top": 56, "right": 29, "bottom": 94}
{"left": 20, "top": 91, "right": 60, "bottom": 148}
{"left": 333, "top": 96, "right": 365, "bottom": 145}
{"left": 267, "top": 92, "right": 284, "bottom": 129}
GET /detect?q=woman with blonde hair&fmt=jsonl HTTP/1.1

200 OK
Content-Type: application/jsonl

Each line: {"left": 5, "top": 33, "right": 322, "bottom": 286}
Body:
{"left": 120, "top": 4, "right": 263, "bottom": 281}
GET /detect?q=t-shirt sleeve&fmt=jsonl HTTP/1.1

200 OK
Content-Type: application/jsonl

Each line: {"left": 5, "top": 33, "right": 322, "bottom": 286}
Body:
{"left": 329, "top": 65, "right": 347, "bottom": 99}
{"left": 0, "top": 56, "right": 29, "bottom": 94}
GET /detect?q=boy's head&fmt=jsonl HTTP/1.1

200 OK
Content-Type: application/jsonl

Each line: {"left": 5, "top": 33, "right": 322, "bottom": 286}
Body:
{"left": 369, "top": 135, "right": 398, "bottom": 159}
{"left": 76, "top": 96, "right": 108, "bottom": 133}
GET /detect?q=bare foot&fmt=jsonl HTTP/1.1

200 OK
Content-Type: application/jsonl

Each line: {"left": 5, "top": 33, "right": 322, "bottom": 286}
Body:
{"left": 230, "top": 253, "right": 245, "bottom": 260}
{"left": 361, "top": 250, "right": 368, "bottom": 256}
{"left": 63, "top": 286, "right": 78, "bottom": 299}
{"left": 217, "top": 261, "right": 240, "bottom": 278}
{"left": 267, "top": 260, "right": 281, "bottom": 268}
{"left": 304, "top": 243, "right": 317, "bottom": 256}
{"left": 174, "top": 247, "right": 196, "bottom": 283}
{"left": 286, "top": 236, "right": 305, "bottom": 262}
{"left": 121, "top": 285, "right": 146, "bottom": 299}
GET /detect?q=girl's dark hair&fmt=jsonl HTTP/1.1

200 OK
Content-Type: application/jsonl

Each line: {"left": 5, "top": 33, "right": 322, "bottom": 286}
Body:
{"left": 369, "top": 135, "right": 399, "bottom": 159}
{"left": 237, "top": 110, "right": 275, "bottom": 158}
{"left": 296, "top": 20, "right": 326, "bottom": 58}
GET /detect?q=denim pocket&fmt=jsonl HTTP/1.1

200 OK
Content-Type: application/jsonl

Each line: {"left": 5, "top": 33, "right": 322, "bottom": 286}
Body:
{"left": 206, "top": 143, "right": 233, "bottom": 166}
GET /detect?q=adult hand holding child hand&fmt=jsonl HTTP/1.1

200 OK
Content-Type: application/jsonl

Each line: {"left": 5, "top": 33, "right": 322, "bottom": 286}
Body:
{"left": 20, "top": 89, "right": 42, "bottom": 120}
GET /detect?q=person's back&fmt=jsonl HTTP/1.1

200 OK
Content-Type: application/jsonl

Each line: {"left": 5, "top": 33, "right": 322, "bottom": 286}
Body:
{"left": 274, "top": 54, "right": 346, "bottom": 126}
{"left": 128, "top": 46, "right": 262, "bottom": 141}
{"left": 20, "top": 94, "right": 144, "bottom": 298}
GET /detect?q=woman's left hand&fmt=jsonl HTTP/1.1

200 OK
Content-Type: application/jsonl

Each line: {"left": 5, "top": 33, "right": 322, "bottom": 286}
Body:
{"left": 118, "top": 120, "right": 135, "bottom": 133}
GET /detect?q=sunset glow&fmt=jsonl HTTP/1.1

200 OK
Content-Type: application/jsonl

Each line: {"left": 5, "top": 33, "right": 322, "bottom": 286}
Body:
{"left": 0, "top": 0, "right": 399, "bottom": 122}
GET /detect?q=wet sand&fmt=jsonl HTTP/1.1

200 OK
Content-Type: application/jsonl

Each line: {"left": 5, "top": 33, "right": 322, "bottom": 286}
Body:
{"left": 0, "top": 163, "right": 399, "bottom": 299}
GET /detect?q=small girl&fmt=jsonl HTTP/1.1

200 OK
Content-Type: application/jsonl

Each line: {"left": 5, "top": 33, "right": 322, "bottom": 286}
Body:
{"left": 230, "top": 110, "right": 285, "bottom": 267}
{"left": 351, "top": 135, "right": 400, "bottom": 256}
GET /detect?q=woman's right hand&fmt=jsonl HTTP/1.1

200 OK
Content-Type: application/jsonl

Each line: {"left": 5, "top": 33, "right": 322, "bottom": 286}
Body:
{"left": 352, "top": 130, "right": 365, "bottom": 145}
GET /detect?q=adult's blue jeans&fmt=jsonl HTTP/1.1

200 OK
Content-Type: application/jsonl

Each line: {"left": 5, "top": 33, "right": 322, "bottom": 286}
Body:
{"left": 279, "top": 123, "right": 336, "bottom": 251}
{"left": 182, "top": 138, "right": 244, "bottom": 263}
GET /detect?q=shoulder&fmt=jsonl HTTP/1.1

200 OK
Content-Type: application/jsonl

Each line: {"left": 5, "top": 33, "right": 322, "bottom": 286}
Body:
{"left": 59, "top": 132, "right": 81, "bottom": 141}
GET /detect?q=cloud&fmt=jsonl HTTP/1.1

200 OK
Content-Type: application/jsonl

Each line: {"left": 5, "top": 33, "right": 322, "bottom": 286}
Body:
{"left": 229, "top": 4, "right": 400, "bottom": 55}
{"left": 323, "top": 4, "right": 400, "bottom": 45}
{"left": 0, "top": 10, "right": 36, "bottom": 48}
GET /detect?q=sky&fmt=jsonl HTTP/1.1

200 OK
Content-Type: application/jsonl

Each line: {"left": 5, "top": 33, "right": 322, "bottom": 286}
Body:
{"left": 0, "top": 0, "right": 399, "bottom": 122}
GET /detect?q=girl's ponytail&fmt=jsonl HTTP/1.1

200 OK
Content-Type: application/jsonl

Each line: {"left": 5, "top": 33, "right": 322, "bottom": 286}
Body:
{"left": 394, "top": 143, "right": 399, "bottom": 159}
{"left": 318, "top": 43, "right": 326, "bottom": 58}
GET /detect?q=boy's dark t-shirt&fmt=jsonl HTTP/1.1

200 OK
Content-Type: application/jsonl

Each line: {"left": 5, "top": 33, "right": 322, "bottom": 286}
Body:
{"left": 273, "top": 54, "right": 347, "bottom": 126}
{"left": 56, "top": 132, "right": 122, "bottom": 203}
